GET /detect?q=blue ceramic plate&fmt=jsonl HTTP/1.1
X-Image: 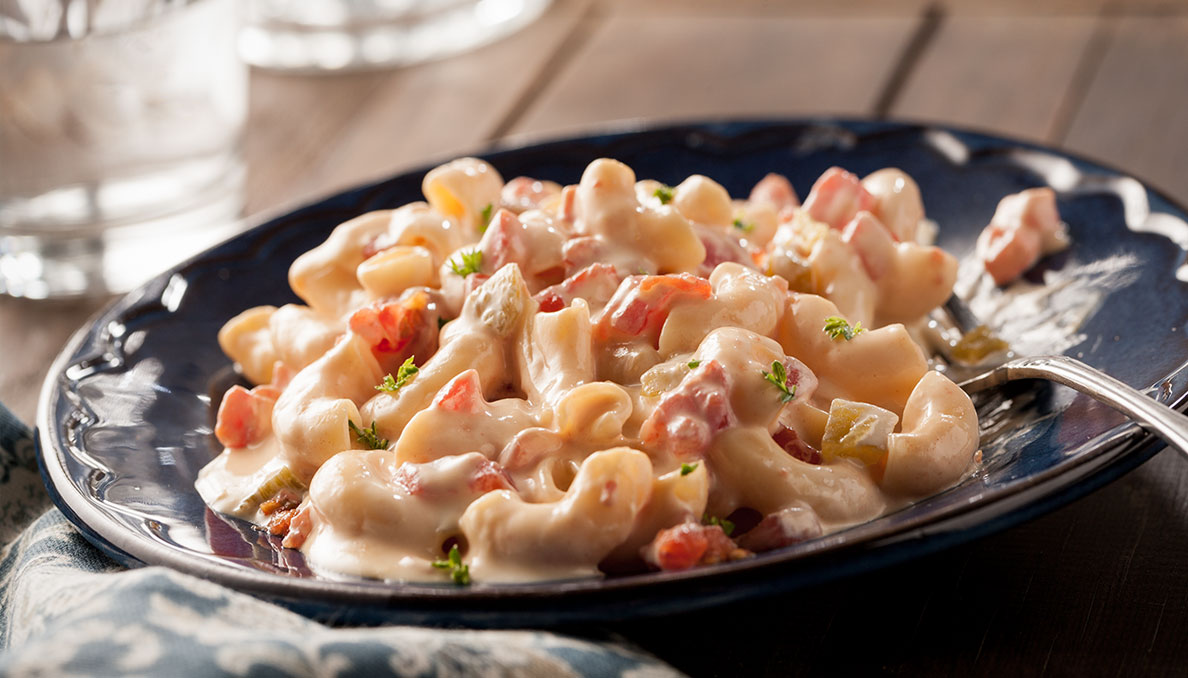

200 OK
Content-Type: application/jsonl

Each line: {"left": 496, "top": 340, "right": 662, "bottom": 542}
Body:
{"left": 37, "top": 120, "right": 1188, "bottom": 627}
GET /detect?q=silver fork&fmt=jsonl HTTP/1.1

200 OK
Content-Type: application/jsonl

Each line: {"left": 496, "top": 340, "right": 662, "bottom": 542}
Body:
{"left": 942, "top": 296, "right": 1188, "bottom": 458}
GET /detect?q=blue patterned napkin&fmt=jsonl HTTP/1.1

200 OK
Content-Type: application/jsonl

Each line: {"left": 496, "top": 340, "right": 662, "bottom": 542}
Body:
{"left": 0, "top": 402, "right": 683, "bottom": 677}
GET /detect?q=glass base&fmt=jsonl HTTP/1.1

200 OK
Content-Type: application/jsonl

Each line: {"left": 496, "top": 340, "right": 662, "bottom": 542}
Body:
{"left": 240, "top": 0, "right": 552, "bottom": 72}
{"left": 0, "top": 176, "right": 244, "bottom": 300}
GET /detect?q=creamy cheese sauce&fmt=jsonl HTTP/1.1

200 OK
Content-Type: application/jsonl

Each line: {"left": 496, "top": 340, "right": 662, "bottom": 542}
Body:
{"left": 200, "top": 158, "right": 986, "bottom": 583}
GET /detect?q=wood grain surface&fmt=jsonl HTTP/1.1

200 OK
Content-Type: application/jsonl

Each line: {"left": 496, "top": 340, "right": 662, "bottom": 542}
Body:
{"left": 1063, "top": 15, "right": 1188, "bottom": 203}
{"left": 509, "top": 14, "right": 919, "bottom": 139}
{"left": 892, "top": 15, "right": 1099, "bottom": 141}
{"left": 5, "top": 0, "right": 1188, "bottom": 675}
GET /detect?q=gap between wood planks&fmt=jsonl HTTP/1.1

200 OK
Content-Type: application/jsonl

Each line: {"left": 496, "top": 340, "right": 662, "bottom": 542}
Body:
{"left": 872, "top": 2, "right": 946, "bottom": 117}
{"left": 874, "top": 1, "right": 1121, "bottom": 145}
{"left": 484, "top": 1, "right": 604, "bottom": 143}
{"left": 1046, "top": 10, "right": 1115, "bottom": 144}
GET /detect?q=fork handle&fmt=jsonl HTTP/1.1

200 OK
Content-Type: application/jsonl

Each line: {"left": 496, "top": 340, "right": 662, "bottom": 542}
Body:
{"left": 961, "top": 355, "right": 1188, "bottom": 458}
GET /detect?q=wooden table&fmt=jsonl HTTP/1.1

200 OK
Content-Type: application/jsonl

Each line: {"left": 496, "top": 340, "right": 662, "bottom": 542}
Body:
{"left": 4, "top": 0, "right": 1187, "bottom": 673}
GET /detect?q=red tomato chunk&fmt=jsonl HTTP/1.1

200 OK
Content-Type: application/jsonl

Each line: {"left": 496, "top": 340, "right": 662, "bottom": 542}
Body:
{"left": 532, "top": 263, "right": 622, "bottom": 312}
{"left": 773, "top": 425, "right": 821, "bottom": 465}
{"left": 597, "top": 273, "right": 712, "bottom": 344}
{"left": 802, "top": 167, "right": 876, "bottom": 229}
{"left": 640, "top": 360, "right": 736, "bottom": 459}
{"left": 644, "top": 522, "right": 740, "bottom": 571}
{"left": 348, "top": 291, "right": 436, "bottom": 372}
{"left": 214, "top": 384, "right": 280, "bottom": 449}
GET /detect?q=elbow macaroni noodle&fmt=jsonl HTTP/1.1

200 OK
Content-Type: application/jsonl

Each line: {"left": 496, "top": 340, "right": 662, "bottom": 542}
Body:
{"left": 198, "top": 157, "right": 986, "bottom": 583}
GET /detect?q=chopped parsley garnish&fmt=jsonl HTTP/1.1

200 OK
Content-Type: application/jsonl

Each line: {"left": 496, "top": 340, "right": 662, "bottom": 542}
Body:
{"left": 761, "top": 360, "right": 797, "bottom": 403}
{"left": 823, "top": 315, "right": 865, "bottom": 341}
{"left": 654, "top": 184, "right": 674, "bottom": 204}
{"left": 376, "top": 356, "right": 418, "bottom": 393}
{"left": 687, "top": 359, "right": 701, "bottom": 369}
{"left": 448, "top": 249, "right": 483, "bottom": 276}
{"left": 432, "top": 544, "right": 470, "bottom": 585}
{"left": 704, "top": 513, "right": 735, "bottom": 536}
{"left": 437, "top": 316, "right": 450, "bottom": 330}
{"left": 348, "top": 420, "right": 388, "bottom": 450}
{"left": 680, "top": 462, "right": 698, "bottom": 476}
{"left": 478, "top": 203, "right": 494, "bottom": 233}
{"left": 732, "top": 217, "right": 755, "bottom": 233}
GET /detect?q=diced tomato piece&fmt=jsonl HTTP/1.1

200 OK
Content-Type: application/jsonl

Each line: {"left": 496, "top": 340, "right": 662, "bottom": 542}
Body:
{"left": 596, "top": 273, "right": 712, "bottom": 344}
{"left": 647, "top": 523, "right": 707, "bottom": 570}
{"left": 978, "top": 188, "right": 1073, "bottom": 286}
{"left": 979, "top": 222, "right": 1041, "bottom": 286}
{"left": 841, "top": 211, "right": 896, "bottom": 280}
{"left": 977, "top": 188, "right": 1065, "bottom": 286}
{"left": 392, "top": 464, "right": 423, "bottom": 496}
{"left": 502, "top": 177, "right": 561, "bottom": 213}
{"left": 561, "top": 236, "right": 609, "bottom": 274}
{"left": 781, "top": 357, "right": 817, "bottom": 401}
{"left": 773, "top": 426, "right": 821, "bottom": 465}
{"left": 469, "top": 458, "right": 515, "bottom": 493}
{"left": 481, "top": 209, "right": 530, "bottom": 273}
{"left": 433, "top": 370, "right": 484, "bottom": 414}
{"left": 393, "top": 454, "right": 513, "bottom": 500}
{"left": 802, "top": 167, "right": 876, "bottom": 229}
{"left": 349, "top": 299, "right": 420, "bottom": 354}
{"left": 348, "top": 291, "right": 436, "bottom": 370}
{"left": 499, "top": 428, "right": 564, "bottom": 471}
{"left": 536, "top": 291, "right": 565, "bottom": 313}
{"left": 736, "top": 505, "right": 823, "bottom": 552}
{"left": 562, "top": 236, "right": 652, "bottom": 279}
{"left": 253, "top": 385, "right": 282, "bottom": 401}
{"left": 269, "top": 361, "right": 296, "bottom": 390}
{"left": 532, "top": 263, "right": 622, "bottom": 312}
{"left": 1005, "top": 187, "right": 1064, "bottom": 242}
{"left": 644, "top": 522, "right": 739, "bottom": 571}
{"left": 696, "top": 229, "right": 754, "bottom": 277}
{"left": 749, "top": 173, "right": 800, "bottom": 212}
{"left": 215, "top": 384, "right": 280, "bottom": 448}
{"left": 640, "top": 360, "right": 736, "bottom": 459}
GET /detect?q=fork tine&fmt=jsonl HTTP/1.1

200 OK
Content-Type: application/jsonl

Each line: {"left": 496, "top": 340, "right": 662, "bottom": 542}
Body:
{"left": 943, "top": 294, "right": 981, "bottom": 336}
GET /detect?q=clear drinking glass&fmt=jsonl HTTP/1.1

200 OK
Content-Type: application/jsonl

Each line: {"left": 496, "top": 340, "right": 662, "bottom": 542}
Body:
{"left": 241, "top": 0, "right": 552, "bottom": 72}
{"left": 0, "top": 0, "right": 247, "bottom": 299}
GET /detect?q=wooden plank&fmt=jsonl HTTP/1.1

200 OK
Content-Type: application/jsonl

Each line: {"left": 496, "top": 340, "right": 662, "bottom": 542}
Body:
{"left": 600, "top": 0, "right": 928, "bottom": 16}
{"left": 507, "top": 14, "right": 921, "bottom": 141}
{"left": 269, "top": 0, "right": 594, "bottom": 211}
{"left": 244, "top": 71, "right": 389, "bottom": 215}
{"left": 1105, "top": 0, "right": 1188, "bottom": 11}
{"left": 942, "top": 0, "right": 1110, "bottom": 14}
{"left": 892, "top": 15, "right": 1099, "bottom": 142}
{"left": 1062, "top": 16, "right": 1188, "bottom": 205}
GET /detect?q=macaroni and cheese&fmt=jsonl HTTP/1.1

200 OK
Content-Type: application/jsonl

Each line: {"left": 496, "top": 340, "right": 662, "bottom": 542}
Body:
{"left": 197, "top": 158, "right": 981, "bottom": 583}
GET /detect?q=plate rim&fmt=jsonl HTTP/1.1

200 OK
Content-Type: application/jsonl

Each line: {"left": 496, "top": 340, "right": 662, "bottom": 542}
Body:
{"left": 35, "top": 115, "right": 1188, "bottom": 621}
